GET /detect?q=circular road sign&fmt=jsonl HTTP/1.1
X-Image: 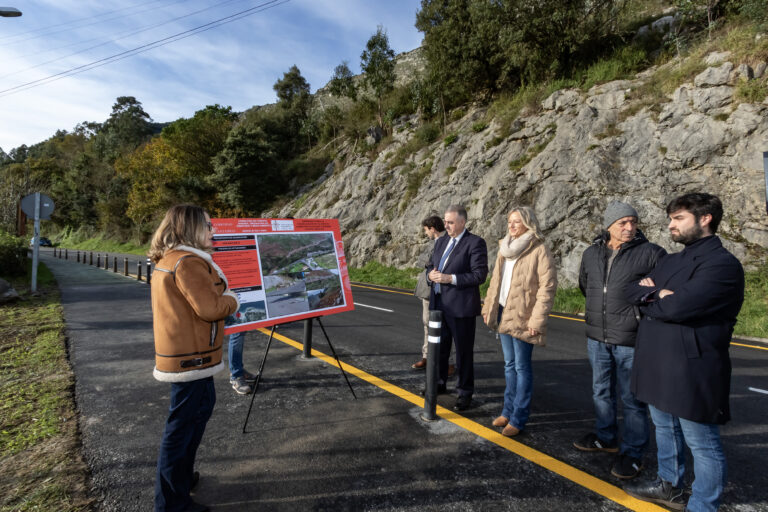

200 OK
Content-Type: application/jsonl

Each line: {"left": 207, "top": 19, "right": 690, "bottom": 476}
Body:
{"left": 21, "top": 193, "right": 55, "bottom": 220}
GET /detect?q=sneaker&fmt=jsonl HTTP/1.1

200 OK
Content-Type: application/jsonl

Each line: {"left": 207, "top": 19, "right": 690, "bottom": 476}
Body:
{"left": 230, "top": 376, "right": 252, "bottom": 395}
{"left": 241, "top": 369, "right": 260, "bottom": 384}
{"left": 624, "top": 477, "right": 686, "bottom": 511}
{"left": 573, "top": 432, "right": 619, "bottom": 453}
{"left": 611, "top": 453, "right": 643, "bottom": 479}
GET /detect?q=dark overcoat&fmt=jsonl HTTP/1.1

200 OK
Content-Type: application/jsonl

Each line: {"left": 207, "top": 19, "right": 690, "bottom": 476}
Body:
{"left": 426, "top": 229, "right": 488, "bottom": 318}
{"left": 625, "top": 235, "right": 744, "bottom": 424}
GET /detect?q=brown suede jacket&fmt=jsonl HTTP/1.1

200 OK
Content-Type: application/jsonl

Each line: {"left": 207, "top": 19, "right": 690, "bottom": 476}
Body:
{"left": 151, "top": 245, "right": 239, "bottom": 382}
{"left": 481, "top": 238, "right": 557, "bottom": 346}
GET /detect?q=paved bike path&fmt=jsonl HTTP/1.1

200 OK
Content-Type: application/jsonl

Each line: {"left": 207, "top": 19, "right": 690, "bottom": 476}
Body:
{"left": 43, "top": 252, "right": 638, "bottom": 512}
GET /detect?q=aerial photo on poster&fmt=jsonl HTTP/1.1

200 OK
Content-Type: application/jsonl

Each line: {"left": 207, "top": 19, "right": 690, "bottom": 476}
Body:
{"left": 210, "top": 218, "right": 353, "bottom": 334}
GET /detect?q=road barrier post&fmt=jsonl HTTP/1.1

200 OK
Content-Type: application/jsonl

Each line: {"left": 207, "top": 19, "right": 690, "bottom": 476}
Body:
{"left": 124, "top": 258, "right": 128, "bottom": 276}
{"left": 137, "top": 262, "right": 142, "bottom": 281}
{"left": 302, "top": 318, "right": 313, "bottom": 359}
{"left": 146, "top": 259, "right": 152, "bottom": 284}
{"left": 96, "top": 254, "right": 100, "bottom": 267}
{"left": 65, "top": 249, "right": 68, "bottom": 260}
{"left": 104, "top": 254, "right": 109, "bottom": 270}
{"left": 420, "top": 310, "right": 442, "bottom": 422}
{"left": 89, "top": 252, "right": 93, "bottom": 265}
{"left": 53, "top": 248, "right": 57, "bottom": 257}
{"left": 76, "top": 251, "right": 80, "bottom": 263}
{"left": 113, "top": 256, "right": 117, "bottom": 273}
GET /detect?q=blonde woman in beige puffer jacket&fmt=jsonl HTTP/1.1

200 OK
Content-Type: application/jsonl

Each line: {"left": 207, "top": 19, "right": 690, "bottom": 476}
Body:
{"left": 481, "top": 206, "right": 557, "bottom": 437}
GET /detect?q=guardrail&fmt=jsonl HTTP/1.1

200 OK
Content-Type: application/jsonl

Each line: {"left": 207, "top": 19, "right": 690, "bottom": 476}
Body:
{"left": 51, "top": 247, "right": 153, "bottom": 283}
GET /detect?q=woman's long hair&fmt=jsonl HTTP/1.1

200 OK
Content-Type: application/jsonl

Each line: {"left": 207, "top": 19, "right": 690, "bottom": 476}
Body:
{"left": 148, "top": 204, "right": 210, "bottom": 262}
{"left": 508, "top": 206, "right": 545, "bottom": 241}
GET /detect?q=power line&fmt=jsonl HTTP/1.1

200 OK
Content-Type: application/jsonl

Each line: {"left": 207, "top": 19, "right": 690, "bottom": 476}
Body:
{"left": 0, "top": 0, "right": 290, "bottom": 98}
{"left": 0, "top": 0, "right": 252, "bottom": 80}
{"left": 0, "top": 0, "right": 168, "bottom": 42}
{"left": 0, "top": 0, "right": 182, "bottom": 46}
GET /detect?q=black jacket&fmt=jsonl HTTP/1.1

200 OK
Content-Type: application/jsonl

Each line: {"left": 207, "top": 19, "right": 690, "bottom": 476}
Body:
{"left": 625, "top": 236, "right": 744, "bottom": 424}
{"left": 579, "top": 230, "right": 666, "bottom": 346}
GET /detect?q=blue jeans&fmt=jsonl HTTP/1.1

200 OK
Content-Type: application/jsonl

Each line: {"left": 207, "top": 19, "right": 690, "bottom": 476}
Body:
{"left": 587, "top": 338, "right": 648, "bottom": 458}
{"left": 155, "top": 377, "right": 216, "bottom": 512}
{"left": 228, "top": 331, "right": 245, "bottom": 378}
{"left": 649, "top": 405, "right": 726, "bottom": 512}
{"left": 497, "top": 306, "right": 534, "bottom": 430}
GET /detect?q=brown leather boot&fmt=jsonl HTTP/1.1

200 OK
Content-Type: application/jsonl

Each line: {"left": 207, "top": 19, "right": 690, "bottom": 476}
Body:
{"left": 411, "top": 358, "right": 427, "bottom": 369}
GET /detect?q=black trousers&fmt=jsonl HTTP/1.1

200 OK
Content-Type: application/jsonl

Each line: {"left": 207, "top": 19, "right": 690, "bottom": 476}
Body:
{"left": 434, "top": 294, "right": 476, "bottom": 397}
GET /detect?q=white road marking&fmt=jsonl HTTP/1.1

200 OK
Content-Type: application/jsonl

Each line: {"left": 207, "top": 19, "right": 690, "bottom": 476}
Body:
{"left": 748, "top": 387, "right": 768, "bottom": 395}
{"left": 354, "top": 302, "right": 393, "bottom": 313}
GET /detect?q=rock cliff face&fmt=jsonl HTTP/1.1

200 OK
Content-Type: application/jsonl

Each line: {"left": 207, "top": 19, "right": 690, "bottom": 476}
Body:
{"left": 272, "top": 55, "right": 768, "bottom": 285}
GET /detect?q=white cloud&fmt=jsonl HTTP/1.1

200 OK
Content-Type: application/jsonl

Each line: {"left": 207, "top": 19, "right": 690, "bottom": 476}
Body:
{"left": 0, "top": 0, "right": 422, "bottom": 151}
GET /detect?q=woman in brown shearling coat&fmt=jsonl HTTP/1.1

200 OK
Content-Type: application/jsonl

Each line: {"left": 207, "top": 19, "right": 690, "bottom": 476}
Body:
{"left": 481, "top": 206, "right": 557, "bottom": 437}
{"left": 149, "top": 204, "right": 239, "bottom": 512}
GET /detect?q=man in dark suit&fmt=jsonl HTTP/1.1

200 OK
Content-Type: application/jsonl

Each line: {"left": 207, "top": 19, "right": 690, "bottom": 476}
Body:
{"left": 427, "top": 205, "right": 488, "bottom": 411}
{"left": 623, "top": 193, "right": 744, "bottom": 512}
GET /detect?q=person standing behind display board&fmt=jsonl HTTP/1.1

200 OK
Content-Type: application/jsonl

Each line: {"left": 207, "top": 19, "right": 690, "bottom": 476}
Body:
{"left": 427, "top": 204, "right": 488, "bottom": 412}
{"left": 149, "top": 204, "right": 239, "bottom": 512}
{"left": 413, "top": 215, "right": 454, "bottom": 376}
{"left": 481, "top": 206, "right": 557, "bottom": 437}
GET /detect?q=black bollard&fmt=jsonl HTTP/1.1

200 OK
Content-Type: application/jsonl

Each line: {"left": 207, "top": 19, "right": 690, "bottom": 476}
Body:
{"left": 302, "top": 318, "right": 313, "bottom": 359}
{"left": 89, "top": 252, "right": 93, "bottom": 265}
{"left": 124, "top": 258, "right": 128, "bottom": 276}
{"left": 146, "top": 259, "right": 152, "bottom": 284}
{"left": 113, "top": 256, "right": 117, "bottom": 272}
{"left": 137, "top": 261, "right": 142, "bottom": 281}
{"left": 96, "top": 254, "right": 100, "bottom": 267}
{"left": 104, "top": 254, "right": 109, "bottom": 270}
{"left": 65, "top": 248, "right": 68, "bottom": 260}
{"left": 77, "top": 251, "right": 80, "bottom": 263}
{"left": 420, "top": 310, "right": 442, "bottom": 422}
{"left": 53, "top": 248, "right": 57, "bottom": 257}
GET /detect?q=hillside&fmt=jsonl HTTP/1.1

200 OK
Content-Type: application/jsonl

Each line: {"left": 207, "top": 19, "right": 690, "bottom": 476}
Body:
{"left": 270, "top": 49, "right": 768, "bottom": 285}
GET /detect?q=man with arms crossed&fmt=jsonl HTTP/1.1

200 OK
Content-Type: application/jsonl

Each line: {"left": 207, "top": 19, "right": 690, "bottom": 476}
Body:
{"left": 574, "top": 201, "right": 666, "bottom": 480}
{"left": 427, "top": 205, "right": 488, "bottom": 411}
{"left": 624, "top": 193, "right": 744, "bottom": 512}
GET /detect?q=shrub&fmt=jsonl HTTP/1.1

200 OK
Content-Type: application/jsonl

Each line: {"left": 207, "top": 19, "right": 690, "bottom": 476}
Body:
{"left": 443, "top": 133, "right": 458, "bottom": 146}
{"left": 415, "top": 122, "right": 441, "bottom": 144}
{"left": 0, "top": 230, "right": 27, "bottom": 277}
{"left": 471, "top": 122, "right": 488, "bottom": 132}
{"left": 735, "top": 79, "right": 768, "bottom": 103}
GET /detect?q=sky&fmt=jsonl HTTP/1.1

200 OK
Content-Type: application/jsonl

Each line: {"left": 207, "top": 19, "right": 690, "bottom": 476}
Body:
{"left": 0, "top": 0, "right": 424, "bottom": 153}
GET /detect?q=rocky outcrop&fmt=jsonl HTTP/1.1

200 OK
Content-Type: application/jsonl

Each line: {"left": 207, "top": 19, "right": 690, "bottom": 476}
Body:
{"left": 271, "top": 59, "right": 768, "bottom": 285}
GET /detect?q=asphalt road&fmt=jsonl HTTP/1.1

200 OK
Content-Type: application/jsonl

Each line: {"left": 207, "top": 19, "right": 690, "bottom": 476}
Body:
{"left": 40, "top": 249, "right": 768, "bottom": 511}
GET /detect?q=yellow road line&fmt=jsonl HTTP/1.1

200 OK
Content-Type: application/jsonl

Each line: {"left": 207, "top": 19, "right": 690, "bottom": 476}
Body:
{"left": 352, "top": 284, "right": 767, "bottom": 352}
{"left": 257, "top": 327, "right": 665, "bottom": 512}
{"left": 732, "top": 342, "right": 768, "bottom": 351}
{"left": 351, "top": 283, "right": 413, "bottom": 296}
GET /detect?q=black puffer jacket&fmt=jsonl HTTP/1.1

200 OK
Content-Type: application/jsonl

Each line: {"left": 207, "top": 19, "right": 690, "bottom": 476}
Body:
{"left": 579, "top": 230, "right": 666, "bottom": 346}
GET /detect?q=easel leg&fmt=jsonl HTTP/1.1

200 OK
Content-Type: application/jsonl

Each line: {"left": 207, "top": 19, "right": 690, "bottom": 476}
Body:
{"left": 242, "top": 325, "right": 276, "bottom": 433}
{"left": 316, "top": 318, "right": 357, "bottom": 399}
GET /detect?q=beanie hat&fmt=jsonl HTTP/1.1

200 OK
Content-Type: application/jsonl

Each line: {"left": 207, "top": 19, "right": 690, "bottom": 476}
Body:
{"left": 603, "top": 201, "right": 638, "bottom": 229}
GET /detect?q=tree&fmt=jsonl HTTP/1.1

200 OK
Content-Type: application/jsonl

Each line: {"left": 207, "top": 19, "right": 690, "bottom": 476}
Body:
{"left": 328, "top": 61, "right": 357, "bottom": 101}
{"left": 361, "top": 26, "right": 396, "bottom": 129}
{"left": 273, "top": 65, "right": 313, "bottom": 152}
{"left": 210, "top": 124, "right": 283, "bottom": 215}
{"left": 94, "top": 96, "right": 153, "bottom": 161}
{"left": 160, "top": 104, "right": 238, "bottom": 207}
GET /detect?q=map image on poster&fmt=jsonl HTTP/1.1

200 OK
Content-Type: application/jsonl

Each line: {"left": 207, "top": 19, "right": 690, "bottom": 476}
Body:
{"left": 211, "top": 218, "right": 354, "bottom": 335}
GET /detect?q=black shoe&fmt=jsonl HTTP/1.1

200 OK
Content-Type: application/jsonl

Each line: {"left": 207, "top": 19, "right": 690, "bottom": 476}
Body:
{"left": 421, "top": 383, "right": 447, "bottom": 396}
{"left": 611, "top": 454, "right": 643, "bottom": 480}
{"left": 183, "top": 499, "right": 210, "bottom": 512}
{"left": 573, "top": 432, "right": 619, "bottom": 453}
{"left": 453, "top": 395, "right": 472, "bottom": 411}
{"left": 624, "top": 477, "right": 686, "bottom": 511}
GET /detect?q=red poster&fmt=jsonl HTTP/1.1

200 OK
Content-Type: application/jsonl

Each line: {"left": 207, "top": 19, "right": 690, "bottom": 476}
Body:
{"left": 211, "top": 218, "right": 354, "bottom": 334}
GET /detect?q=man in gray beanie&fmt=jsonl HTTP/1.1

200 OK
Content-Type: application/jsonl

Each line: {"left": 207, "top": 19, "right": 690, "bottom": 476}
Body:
{"left": 573, "top": 201, "right": 666, "bottom": 480}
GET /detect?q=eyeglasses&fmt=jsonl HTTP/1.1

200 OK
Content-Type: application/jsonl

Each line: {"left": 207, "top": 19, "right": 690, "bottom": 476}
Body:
{"left": 205, "top": 221, "right": 213, "bottom": 231}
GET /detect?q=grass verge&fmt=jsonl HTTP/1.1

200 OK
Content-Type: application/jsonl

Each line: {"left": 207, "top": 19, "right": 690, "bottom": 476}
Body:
{"left": 0, "top": 262, "right": 93, "bottom": 512}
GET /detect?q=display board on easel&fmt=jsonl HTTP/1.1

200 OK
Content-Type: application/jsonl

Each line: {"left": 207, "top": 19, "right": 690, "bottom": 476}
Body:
{"left": 211, "top": 218, "right": 354, "bottom": 335}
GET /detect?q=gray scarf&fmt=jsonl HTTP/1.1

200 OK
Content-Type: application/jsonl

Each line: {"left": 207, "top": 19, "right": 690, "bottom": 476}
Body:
{"left": 498, "top": 232, "right": 534, "bottom": 260}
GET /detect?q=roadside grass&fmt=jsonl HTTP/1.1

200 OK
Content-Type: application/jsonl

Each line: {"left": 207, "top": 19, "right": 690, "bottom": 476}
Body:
{"left": 348, "top": 262, "right": 768, "bottom": 339}
{"left": 52, "top": 228, "right": 148, "bottom": 256}
{"left": 0, "top": 262, "right": 93, "bottom": 511}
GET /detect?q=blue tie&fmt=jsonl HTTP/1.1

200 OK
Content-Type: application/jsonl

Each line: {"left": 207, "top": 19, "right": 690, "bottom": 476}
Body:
{"left": 434, "top": 238, "right": 456, "bottom": 294}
